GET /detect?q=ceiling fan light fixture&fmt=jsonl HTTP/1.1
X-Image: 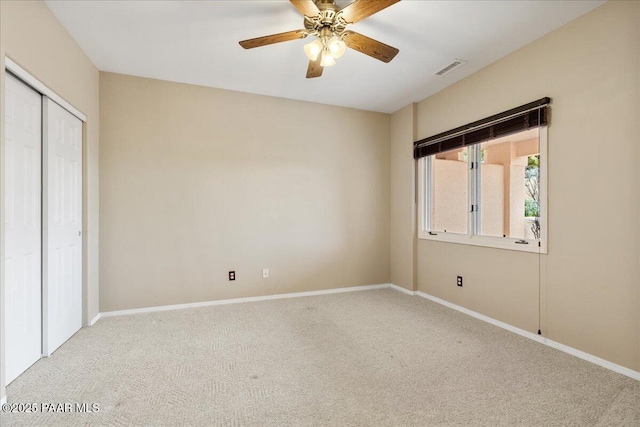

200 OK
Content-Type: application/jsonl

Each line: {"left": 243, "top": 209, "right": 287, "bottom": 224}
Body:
{"left": 304, "top": 39, "right": 323, "bottom": 61}
{"left": 328, "top": 37, "right": 346, "bottom": 59}
{"left": 239, "top": 0, "right": 401, "bottom": 79}
{"left": 320, "top": 49, "right": 336, "bottom": 67}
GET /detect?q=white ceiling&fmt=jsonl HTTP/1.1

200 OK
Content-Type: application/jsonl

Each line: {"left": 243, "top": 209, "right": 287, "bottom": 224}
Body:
{"left": 45, "top": 0, "right": 604, "bottom": 113}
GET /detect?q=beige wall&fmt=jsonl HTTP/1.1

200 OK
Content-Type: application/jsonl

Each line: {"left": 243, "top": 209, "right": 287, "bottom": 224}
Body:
{"left": 0, "top": 0, "right": 100, "bottom": 401}
{"left": 390, "top": 104, "right": 416, "bottom": 291}
{"left": 99, "top": 72, "right": 390, "bottom": 311}
{"left": 412, "top": 0, "right": 640, "bottom": 371}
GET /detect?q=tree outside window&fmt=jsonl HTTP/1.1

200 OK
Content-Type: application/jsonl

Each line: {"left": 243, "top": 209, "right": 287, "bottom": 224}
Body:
{"left": 525, "top": 155, "right": 540, "bottom": 239}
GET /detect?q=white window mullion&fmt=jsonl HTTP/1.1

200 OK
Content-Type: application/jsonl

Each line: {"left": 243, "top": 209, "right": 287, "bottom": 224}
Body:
{"left": 474, "top": 144, "right": 482, "bottom": 236}
{"left": 418, "top": 157, "right": 429, "bottom": 233}
{"left": 538, "top": 127, "right": 548, "bottom": 252}
{"left": 467, "top": 145, "right": 482, "bottom": 237}
{"left": 467, "top": 146, "right": 474, "bottom": 238}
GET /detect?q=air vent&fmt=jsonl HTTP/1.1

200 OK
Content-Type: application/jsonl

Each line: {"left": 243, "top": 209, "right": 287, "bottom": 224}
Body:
{"left": 434, "top": 59, "right": 467, "bottom": 76}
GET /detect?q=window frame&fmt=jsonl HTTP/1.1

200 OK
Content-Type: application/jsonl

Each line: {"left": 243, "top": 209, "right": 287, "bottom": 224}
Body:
{"left": 418, "top": 127, "right": 548, "bottom": 254}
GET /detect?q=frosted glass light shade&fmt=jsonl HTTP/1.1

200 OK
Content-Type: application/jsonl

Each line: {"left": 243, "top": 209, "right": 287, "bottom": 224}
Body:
{"left": 304, "top": 39, "right": 323, "bottom": 61}
{"left": 320, "top": 49, "right": 336, "bottom": 67}
{"left": 328, "top": 37, "right": 346, "bottom": 59}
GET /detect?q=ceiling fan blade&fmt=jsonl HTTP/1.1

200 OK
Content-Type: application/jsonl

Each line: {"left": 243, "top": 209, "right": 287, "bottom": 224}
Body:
{"left": 290, "top": 0, "right": 320, "bottom": 17}
{"left": 239, "top": 30, "right": 307, "bottom": 49}
{"left": 342, "top": 31, "right": 399, "bottom": 63}
{"left": 339, "top": 0, "right": 400, "bottom": 24}
{"left": 306, "top": 56, "right": 323, "bottom": 79}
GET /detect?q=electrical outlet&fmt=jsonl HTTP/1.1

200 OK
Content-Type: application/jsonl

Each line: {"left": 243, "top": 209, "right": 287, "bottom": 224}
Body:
{"left": 457, "top": 276, "right": 463, "bottom": 287}
{"left": 262, "top": 268, "right": 269, "bottom": 279}
{"left": 229, "top": 271, "right": 236, "bottom": 281}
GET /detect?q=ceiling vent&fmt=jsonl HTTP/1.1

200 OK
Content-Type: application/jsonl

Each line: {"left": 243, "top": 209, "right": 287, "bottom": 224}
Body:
{"left": 434, "top": 59, "right": 467, "bottom": 76}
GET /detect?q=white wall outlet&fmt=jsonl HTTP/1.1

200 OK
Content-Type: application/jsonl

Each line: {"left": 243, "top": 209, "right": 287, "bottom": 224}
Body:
{"left": 262, "top": 268, "right": 269, "bottom": 279}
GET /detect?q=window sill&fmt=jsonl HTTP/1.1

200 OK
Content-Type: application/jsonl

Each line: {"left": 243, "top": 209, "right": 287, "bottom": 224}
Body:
{"left": 418, "top": 231, "right": 547, "bottom": 254}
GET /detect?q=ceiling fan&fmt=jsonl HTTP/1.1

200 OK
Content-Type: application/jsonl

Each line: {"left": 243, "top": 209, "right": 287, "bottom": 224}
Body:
{"left": 239, "top": 0, "right": 400, "bottom": 78}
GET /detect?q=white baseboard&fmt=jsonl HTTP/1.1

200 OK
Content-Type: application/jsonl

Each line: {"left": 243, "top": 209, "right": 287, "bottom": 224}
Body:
{"left": 540, "top": 335, "right": 640, "bottom": 381}
{"left": 100, "top": 284, "right": 391, "bottom": 318}
{"left": 89, "top": 313, "right": 101, "bottom": 326}
{"left": 1, "top": 395, "right": 6, "bottom": 405}
{"left": 388, "top": 283, "right": 416, "bottom": 295}
{"left": 414, "top": 290, "right": 640, "bottom": 382}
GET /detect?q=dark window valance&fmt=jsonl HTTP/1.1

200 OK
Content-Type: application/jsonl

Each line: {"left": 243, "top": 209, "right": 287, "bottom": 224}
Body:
{"left": 413, "top": 97, "right": 551, "bottom": 159}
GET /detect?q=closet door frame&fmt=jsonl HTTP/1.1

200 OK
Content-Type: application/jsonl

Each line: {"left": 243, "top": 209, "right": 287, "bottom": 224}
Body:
{"left": 3, "top": 58, "right": 87, "bottom": 363}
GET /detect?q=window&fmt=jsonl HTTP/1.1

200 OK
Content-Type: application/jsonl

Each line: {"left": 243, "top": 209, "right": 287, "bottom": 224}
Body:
{"left": 418, "top": 127, "right": 547, "bottom": 253}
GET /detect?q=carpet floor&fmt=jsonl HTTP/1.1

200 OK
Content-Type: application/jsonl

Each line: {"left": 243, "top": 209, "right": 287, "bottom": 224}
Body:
{"left": 2, "top": 288, "right": 639, "bottom": 426}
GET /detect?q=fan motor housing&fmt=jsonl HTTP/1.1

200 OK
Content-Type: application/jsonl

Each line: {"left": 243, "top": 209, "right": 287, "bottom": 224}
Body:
{"left": 304, "top": 1, "right": 348, "bottom": 36}
{"left": 316, "top": 0, "right": 337, "bottom": 9}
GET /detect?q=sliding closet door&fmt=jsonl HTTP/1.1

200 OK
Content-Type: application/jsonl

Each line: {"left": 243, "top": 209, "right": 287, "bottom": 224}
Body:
{"left": 43, "top": 98, "right": 83, "bottom": 355}
{"left": 4, "top": 74, "right": 42, "bottom": 384}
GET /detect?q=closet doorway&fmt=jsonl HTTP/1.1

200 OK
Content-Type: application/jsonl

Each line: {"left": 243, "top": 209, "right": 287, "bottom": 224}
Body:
{"left": 4, "top": 66, "right": 84, "bottom": 384}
